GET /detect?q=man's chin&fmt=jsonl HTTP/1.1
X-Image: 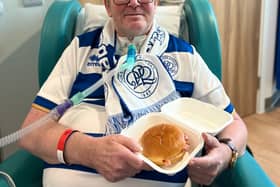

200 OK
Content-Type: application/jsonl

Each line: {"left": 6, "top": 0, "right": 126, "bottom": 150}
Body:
{"left": 126, "top": 24, "right": 149, "bottom": 35}
{"left": 125, "top": 30, "right": 146, "bottom": 37}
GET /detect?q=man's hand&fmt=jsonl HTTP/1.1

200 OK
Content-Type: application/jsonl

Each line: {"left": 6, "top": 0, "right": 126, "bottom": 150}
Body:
{"left": 84, "top": 134, "right": 149, "bottom": 182}
{"left": 187, "top": 133, "right": 232, "bottom": 185}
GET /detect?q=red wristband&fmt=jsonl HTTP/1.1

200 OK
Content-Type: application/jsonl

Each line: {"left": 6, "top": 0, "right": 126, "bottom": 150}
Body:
{"left": 57, "top": 129, "right": 79, "bottom": 164}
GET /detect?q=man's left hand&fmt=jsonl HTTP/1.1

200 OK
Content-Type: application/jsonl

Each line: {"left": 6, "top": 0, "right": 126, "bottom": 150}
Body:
{"left": 187, "top": 133, "right": 232, "bottom": 185}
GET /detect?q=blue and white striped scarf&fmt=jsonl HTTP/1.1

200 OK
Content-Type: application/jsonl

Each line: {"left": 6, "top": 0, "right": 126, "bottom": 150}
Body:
{"left": 101, "top": 19, "right": 180, "bottom": 134}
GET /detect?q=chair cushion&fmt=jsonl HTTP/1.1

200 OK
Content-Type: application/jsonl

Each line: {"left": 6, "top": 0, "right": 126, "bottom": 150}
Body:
{"left": 75, "top": 3, "right": 184, "bottom": 36}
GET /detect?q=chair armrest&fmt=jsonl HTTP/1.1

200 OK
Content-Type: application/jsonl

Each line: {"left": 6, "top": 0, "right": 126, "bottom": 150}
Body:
{"left": 184, "top": 0, "right": 222, "bottom": 80}
{"left": 0, "top": 149, "right": 44, "bottom": 187}
{"left": 38, "top": 0, "right": 81, "bottom": 86}
{"left": 210, "top": 150, "right": 276, "bottom": 187}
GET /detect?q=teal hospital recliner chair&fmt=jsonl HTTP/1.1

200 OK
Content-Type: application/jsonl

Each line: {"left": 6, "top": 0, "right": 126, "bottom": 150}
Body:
{"left": 0, "top": 0, "right": 276, "bottom": 186}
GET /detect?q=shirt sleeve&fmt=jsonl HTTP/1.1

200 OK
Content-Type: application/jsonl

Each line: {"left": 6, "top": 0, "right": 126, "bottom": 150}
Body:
{"left": 33, "top": 37, "right": 80, "bottom": 111}
{"left": 191, "top": 48, "right": 233, "bottom": 113}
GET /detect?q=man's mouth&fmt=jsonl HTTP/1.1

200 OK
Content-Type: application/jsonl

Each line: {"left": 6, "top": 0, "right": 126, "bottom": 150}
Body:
{"left": 125, "top": 12, "right": 143, "bottom": 16}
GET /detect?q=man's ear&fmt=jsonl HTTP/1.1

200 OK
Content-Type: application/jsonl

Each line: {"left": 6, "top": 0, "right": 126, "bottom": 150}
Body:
{"left": 154, "top": 0, "right": 159, "bottom": 11}
{"left": 104, "top": 0, "right": 112, "bottom": 17}
{"left": 155, "top": 0, "right": 159, "bottom": 5}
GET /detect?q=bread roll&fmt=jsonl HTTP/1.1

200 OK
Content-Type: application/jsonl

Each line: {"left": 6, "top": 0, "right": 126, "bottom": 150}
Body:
{"left": 140, "top": 124, "right": 189, "bottom": 167}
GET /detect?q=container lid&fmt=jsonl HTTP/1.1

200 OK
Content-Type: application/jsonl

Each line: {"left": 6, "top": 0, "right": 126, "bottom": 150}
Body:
{"left": 161, "top": 98, "right": 233, "bottom": 135}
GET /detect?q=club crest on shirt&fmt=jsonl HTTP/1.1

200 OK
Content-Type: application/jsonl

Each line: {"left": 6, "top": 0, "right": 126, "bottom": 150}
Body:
{"left": 117, "top": 57, "right": 159, "bottom": 99}
{"left": 161, "top": 55, "right": 178, "bottom": 77}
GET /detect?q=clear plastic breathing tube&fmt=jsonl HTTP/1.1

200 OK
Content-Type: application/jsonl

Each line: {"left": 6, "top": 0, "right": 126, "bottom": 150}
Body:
{"left": 0, "top": 44, "right": 136, "bottom": 148}
{"left": 0, "top": 109, "right": 60, "bottom": 148}
{"left": 0, "top": 79, "right": 103, "bottom": 148}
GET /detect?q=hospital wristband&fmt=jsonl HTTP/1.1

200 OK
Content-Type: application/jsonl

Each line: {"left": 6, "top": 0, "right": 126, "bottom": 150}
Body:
{"left": 57, "top": 129, "right": 79, "bottom": 164}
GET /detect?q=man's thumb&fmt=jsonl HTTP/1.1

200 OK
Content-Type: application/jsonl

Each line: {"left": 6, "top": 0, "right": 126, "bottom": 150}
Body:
{"left": 202, "top": 133, "right": 219, "bottom": 149}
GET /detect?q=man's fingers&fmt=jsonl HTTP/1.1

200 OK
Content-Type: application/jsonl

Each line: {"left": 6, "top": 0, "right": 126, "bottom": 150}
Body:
{"left": 142, "top": 162, "right": 153, "bottom": 170}
{"left": 189, "top": 157, "right": 216, "bottom": 170}
{"left": 202, "top": 133, "right": 219, "bottom": 150}
{"left": 113, "top": 135, "right": 145, "bottom": 168}
{"left": 116, "top": 135, "right": 143, "bottom": 152}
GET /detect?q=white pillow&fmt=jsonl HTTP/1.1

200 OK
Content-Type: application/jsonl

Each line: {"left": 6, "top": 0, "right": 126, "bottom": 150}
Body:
{"left": 76, "top": 3, "right": 183, "bottom": 36}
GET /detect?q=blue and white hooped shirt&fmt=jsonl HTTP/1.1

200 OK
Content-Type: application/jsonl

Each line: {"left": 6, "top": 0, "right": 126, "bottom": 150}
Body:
{"left": 33, "top": 19, "right": 233, "bottom": 187}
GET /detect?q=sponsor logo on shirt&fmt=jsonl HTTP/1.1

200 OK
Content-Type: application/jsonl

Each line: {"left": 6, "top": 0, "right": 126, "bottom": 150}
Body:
{"left": 87, "top": 44, "right": 115, "bottom": 71}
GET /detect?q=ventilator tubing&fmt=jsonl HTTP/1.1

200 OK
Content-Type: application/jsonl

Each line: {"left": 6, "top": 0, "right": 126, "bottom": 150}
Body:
{"left": 0, "top": 70, "right": 114, "bottom": 148}
{"left": 0, "top": 103, "right": 66, "bottom": 148}
{"left": 0, "top": 80, "right": 103, "bottom": 148}
{"left": 0, "top": 45, "right": 134, "bottom": 148}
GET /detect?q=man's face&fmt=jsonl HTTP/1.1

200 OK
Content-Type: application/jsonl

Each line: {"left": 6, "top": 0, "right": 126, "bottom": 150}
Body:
{"left": 105, "top": 0, "right": 158, "bottom": 38}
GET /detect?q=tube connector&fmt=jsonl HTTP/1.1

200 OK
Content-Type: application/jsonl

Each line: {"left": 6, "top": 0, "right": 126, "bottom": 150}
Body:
{"left": 55, "top": 99, "right": 73, "bottom": 117}
{"left": 120, "top": 44, "right": 136, "bottom": 71}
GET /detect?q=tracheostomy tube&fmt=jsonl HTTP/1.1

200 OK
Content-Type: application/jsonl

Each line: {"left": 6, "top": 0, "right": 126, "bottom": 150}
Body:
{"left": 120, "top": 44, "right": 136, "bottom": 71}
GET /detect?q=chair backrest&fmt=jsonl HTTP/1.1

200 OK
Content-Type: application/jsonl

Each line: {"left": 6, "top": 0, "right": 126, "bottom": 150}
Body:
{"left": 38, "top": 0, "right": 81, "bottom": 87}
{"left": 38, "top": 0, "right": 222, "bottom": 87}
{"left": 183, "top": 0, "right": 222, "bottom": 79}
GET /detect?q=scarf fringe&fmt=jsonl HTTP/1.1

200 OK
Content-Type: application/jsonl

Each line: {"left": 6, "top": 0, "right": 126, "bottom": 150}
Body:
{"left": 105, "top": 91, "right": 180, "bottom": 134}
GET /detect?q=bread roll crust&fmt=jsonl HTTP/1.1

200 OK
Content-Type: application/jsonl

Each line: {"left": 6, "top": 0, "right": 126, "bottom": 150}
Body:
{"left": 140, "top": 124, "right": 189, "bottom": 166}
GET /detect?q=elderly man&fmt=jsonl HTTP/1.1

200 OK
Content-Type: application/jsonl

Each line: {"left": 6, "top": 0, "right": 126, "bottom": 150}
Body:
{"left": 19, "top": 0, "right": 247, "bottom": 186}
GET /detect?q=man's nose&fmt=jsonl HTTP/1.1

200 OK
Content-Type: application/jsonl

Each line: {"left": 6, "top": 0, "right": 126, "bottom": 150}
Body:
{"left": 128, "top": 0, "right": 140, "bottom": 8}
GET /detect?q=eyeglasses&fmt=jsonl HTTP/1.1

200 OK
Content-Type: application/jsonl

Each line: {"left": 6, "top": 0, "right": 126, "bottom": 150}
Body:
{"left": 113, "top": 0, "right": 153, "bottom": 5}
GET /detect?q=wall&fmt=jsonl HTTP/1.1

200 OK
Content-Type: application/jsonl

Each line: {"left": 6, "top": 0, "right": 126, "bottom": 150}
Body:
{"left": 209, "top": 0, "right": 279, "bottom": 116}
{"left": 209, "top": 0, "right": 262, "bottom": 117}
{"left": 0, "top": 0, "right": 54, "bottom": 160}
{"left": 257, "top": 0, "right": 279, "bottom": 113}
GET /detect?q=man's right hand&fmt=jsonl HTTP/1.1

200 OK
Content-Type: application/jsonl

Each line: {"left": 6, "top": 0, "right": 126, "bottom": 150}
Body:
{"left": 75, "top": 134, "right": 149, "bottom": 182}
{"left": 19, "top": 108, "right": 151, "bottom": 182}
